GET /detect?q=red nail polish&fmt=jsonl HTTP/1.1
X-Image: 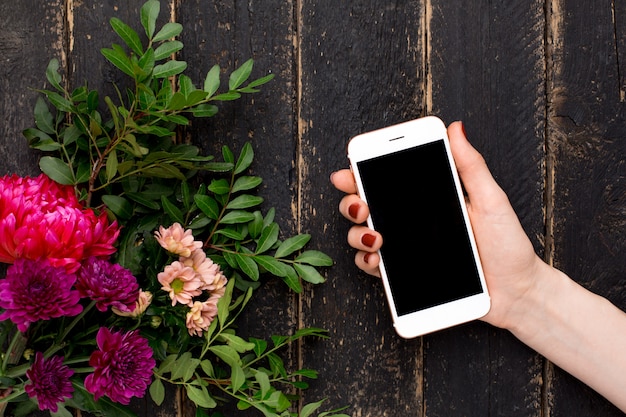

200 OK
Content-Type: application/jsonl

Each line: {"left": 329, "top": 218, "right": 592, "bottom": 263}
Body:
{"left": 461, "top": 121, "right": 467, "bottom": 137}
{"left": 363, "top": 252, "right": 371, "bottom": 264}
{"left": 361, "top": 233, "right": 376, "bottom": 247}
{"left": 348, "top": 203, "right": 359, "bottom": 219}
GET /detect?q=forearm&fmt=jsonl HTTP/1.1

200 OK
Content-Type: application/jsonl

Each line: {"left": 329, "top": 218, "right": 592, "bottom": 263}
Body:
{"left": 509, "top": 263, "right": 626, "bottom": 411}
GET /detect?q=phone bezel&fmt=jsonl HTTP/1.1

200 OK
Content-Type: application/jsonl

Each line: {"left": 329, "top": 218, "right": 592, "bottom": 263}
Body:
{"left": 347, "top": 116, "right": 491, "bottom": 338}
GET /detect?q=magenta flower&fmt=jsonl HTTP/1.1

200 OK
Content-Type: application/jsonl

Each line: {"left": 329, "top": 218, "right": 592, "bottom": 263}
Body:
{"left": 24, "top": 352, "right": 75, "bottom": 412}
{"left": 84, "top": 327, "right": 155, "bottom": 404}
{"left": 0, "top": 258, "right": 82, "bottom": 332}
{"left": 75, "top": 257, "right": 140, "bottom": 313}
{"left": 0, "top": 174, "right": 120, "bottom": 273}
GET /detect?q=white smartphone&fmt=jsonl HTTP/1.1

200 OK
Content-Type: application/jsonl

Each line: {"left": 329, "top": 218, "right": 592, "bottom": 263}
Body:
{"left": 347, "top": 116, "right": 490, "bottom": 338}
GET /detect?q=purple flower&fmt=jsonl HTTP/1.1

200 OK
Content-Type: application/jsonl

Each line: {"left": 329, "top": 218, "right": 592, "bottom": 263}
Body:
{"left": 84, "top": 327, "right": 156, "bottom": 404}
{"left": 76, "top": 257, "right": 139, "bottom": 312}
{"left": 0, "top": 258, "right": 82, "bottom": 332}
{"left": 25, "top": 352, "right": 75, "bottom": 412}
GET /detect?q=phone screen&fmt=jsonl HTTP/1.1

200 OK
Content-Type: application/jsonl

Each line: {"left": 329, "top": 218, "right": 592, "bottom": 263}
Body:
{"left": 356, "top": 139, "right": 484, "bottom": 316}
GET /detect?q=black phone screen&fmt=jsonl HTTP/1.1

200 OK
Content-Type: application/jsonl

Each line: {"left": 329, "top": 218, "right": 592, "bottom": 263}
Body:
{"left": 357, "top": 139, "right": 484, "bottom": 316}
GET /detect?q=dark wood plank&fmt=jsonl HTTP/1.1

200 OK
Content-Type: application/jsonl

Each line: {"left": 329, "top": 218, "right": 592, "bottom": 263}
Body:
{"left": 547, "top": 0, "right": 626, "bottom": 415}
{"left": 427, "top": 1, "right": 547, "bottom": 416}
{"left": 0, "top": 0, "right": 65, "bottom": 177}
{"left": 177, "top": 1, "right": 299, "bottom": 416}
{"left": 298, "top": 1, "right": 426, "bottom": 415}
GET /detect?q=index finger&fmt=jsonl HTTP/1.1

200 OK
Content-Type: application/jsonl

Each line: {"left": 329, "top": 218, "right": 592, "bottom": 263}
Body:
{"left": 330, "top": 169, "right": 357, "bottom": 194}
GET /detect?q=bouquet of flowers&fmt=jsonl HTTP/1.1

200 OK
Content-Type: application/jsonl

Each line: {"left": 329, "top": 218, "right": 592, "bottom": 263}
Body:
{"left": 0, "top": 2, "right": 346, "bottom": 416}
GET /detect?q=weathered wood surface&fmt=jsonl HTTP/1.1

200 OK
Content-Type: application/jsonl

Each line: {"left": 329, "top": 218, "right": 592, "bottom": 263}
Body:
{"left": 1, "top": 1, "right": 624, "bottom": 416}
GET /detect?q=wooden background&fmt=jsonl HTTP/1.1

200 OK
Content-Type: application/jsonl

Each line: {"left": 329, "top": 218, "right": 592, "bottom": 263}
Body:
{"left": 1, "top": 0, "right": 625, "bottom": 416}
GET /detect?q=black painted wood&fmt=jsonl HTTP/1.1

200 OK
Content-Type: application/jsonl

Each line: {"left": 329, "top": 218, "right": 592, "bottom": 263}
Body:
{"left": 1, "top": 1, "right": 625, "bottom": 416}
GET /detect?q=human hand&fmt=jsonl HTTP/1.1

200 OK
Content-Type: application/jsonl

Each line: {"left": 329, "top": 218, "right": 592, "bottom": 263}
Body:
{"left": 330, "top": 121, "right": 548, "bottom": 330}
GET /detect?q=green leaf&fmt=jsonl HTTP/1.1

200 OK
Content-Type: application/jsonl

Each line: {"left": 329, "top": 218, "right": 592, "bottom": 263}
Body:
{"left": 211, "top": 91, "right": 241, "bottom": 101}
{"left": 226, "top": 194, "right": 263, "bottom": 210}
{"left": 250, "top": 338, "right": 268, "bottom": 357}
{"left": 105, "top": 149, "right": 118, "bottom": 182}
{"left": 275, "top": 234, "right": 311, "bottom": 258}
{"left": 219, "top": 333, "right": 255, "bottom": 352}
{"left": 34, "top": 96, "right": 55, "bottom": 134}
{"left": 256, "top": 223, "right": 279, "bottom": 254}
{"left": 234, "top": 253, "right": 259, "bottom": 281}
{"left": 102, "top": 195, "right": 133, "bottom": 219}
{"left": 194, "top": 194, "right": 220, "bottom": 220}
{"left": 39, "top": 156, "right": 74, "bottom": 185}
{"left": 191, "top": 103, "right": 219, "bottom": 118}
{"left": 161, "top": 195, "right": 185, "bottom": 224}
{"left": 246, "top": 73, "right": 275, "bottom": 89}
{"left": 140, "top": 0, "right": 160, "bottom": 38}
{"left": 232, "top": 176, "right": 262, "bottom": 193}
{"left": 153, "top": 60, "right": 187, "bottom": 78}
{"left": 186, "top": 384, "right": 217, "bottom": 409}
{"left": 203, "top": 64, "right": 220, "bottom": 96}
{"left": 253, "top": 255, "right": 291, "bottom": 277}
{"left": 43, "top": 90, "right": 73, "bottom": 112}
{"left": 294, "top": 263, "right": 326, "bottom": 284}
{"left": 295, "top": 250, "right": 333, "bottom": 266}
{"left": 229, "top": 58, "right": 253, "bottom": 90}
{"left": 230, "top": 364, "right": 246, "bottom": 392}
{"left": 101, "top": 44, "right": 135, "bottom": 77}
{"left": 209, "top": 345, "right": 241, "bottom": 368}
{"left": 207, "top": 178, "right": 230, "bottom": 195}
{"left": 254, "top": 370, "right": 271, "bottom": 398}
{"left": 153, "top": 22, "right": 183, "bottom": 42}
{"left": 221, "top": 210, "right": 256, "bottom": 224}
{"left": 110, "top": 17, "right": 143, "bottom": 56}
{"left": 45, "top": 58, "right": 63, "bottom": 91}
{"left": 149, "top": 378, "right": 165, "bottom": 406}
{"left": 281, "top": 265, "right": 302, "bottom": 293}
{"left": 247, "top": 211, "right": 263, "bottom": 238}
{"left": 234, "top": 142, "right": 254, "bottom": 175}
{"left": 154, "top": 40, "right": 183, "bottom": 60}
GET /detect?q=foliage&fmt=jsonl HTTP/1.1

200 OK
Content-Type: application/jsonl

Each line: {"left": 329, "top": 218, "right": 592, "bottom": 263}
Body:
{"left": 0, "top": 1, "right": 347, "bottom": 416}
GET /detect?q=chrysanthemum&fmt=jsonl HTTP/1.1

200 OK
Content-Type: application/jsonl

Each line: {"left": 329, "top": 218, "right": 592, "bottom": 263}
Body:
{"left": 186, "top": 298, "right": 220, "bottom": 337}
{"left": 84, "top": 327, "right": 155, "bottom": 405}
{"left": 180, "top": 249, "right": 228, "bottom": 293}
{"left": 154, "top": 223, "right": 202, "bottom": 257}
{"left": 75, "top": 257, "right": 139, "bottom": 313}
{"left": 24, "top": 352, "right": 75, "bottom": 412}
{"left": 0, "top": 258, "right": 82, "bottom": 332}
{"left": 0, "top": 174, "right": 119, "bottom": 273}
{"left": 157, "top": 261, "right": 203, "bottom": 306}
{"left": 112, "top": 290, "right": 152, "bottom": 318}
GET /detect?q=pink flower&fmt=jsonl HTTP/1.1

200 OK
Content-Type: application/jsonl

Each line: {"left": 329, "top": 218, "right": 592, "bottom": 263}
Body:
{"left": 154, "top": 223, "right": 202, "bottom": 257}
{"left": 25, "top": 352, "right": 75, "bottom": 412}
{"left": 75, "top": 257, "right": 139, "bottom": 312}
{"left": 180, "top": 249, "right": 228, "bottom": 293}
{"left": 112, "top": 290, "right": 152, "bottom": 317}
{"left": 157, "top": 261, "right": 203, "bottom": 306}
{"left": 186, "top": 298, "right": 220, "bottom": 337}
{"left": 84, "top": 327, "right": 155, "bottom": 405}
{"left": 0, "top": 174, "right": 119, "bottom": 273}
{"left": 0, "top": 258, "right": 82, "bottom": 332}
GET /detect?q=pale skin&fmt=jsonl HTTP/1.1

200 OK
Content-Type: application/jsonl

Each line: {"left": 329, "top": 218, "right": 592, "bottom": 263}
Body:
{"left": 331, "top": 121, "right": 626, "bottom": 412}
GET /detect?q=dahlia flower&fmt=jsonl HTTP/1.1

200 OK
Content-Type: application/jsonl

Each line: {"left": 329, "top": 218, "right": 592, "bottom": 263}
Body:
{"left": 0, "top": 258, "right": 82, "bottom": 332}
{"left": 186, "top": 297, "right": 220, "bottom": 337}
{"left": 76, "top": 257, "right": 139, "bottom": 312}
{"left": 24, "top": 352, "right": 75, "bottom": 412}
{"left": 154, "top": 222, "right": 202, "bottom": 257}
{"left": 0, "top": 174, "right": 119, "bottom": 273}
{"left": 158, "top": 260, "right": 203, "bottom": 306}
{"left": 84, "top": 327, "right": 155, "bottom": 405}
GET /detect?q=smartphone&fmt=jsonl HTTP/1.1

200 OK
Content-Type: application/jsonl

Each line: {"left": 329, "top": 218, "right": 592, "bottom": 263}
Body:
{"left": 347, "top": 116, "right": 490, "bottom": 338}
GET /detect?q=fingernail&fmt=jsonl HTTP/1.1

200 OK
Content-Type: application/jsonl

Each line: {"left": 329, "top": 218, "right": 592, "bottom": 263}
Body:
{"left": 460, "top": 121, "right": 467, "bottom": 137}
{"left": 329, "top": 171, "right": 336, "bottom": 184}
{"left": 361, "top": 233, "right": 376, "bottom": 247}
{"left": 363, "top": 252, "right": 371, "bottom": 264}
{"left": 348, "top": 203, "right": 359, "bottom": 219}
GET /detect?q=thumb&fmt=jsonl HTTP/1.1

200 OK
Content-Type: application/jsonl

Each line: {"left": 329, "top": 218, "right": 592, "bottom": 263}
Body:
{"left": 447, "top": 121, "right": 504, "bottom": 206}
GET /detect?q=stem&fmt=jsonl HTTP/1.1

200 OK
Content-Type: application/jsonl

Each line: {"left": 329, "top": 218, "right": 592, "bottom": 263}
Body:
{"left": 55, "top": 300, "right": 96, "bottom": 347}
{"left": 1, "top": 330, "right": 26, "bottom": 375}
